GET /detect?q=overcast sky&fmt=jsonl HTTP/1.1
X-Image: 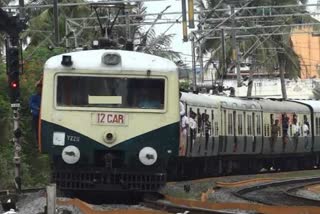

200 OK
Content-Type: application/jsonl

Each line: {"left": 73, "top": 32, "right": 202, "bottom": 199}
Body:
{"left": 145, "top": 0, "right": 192, "bottom": 64}
{"left": 13, "top": 0, "right": 320, "bottom": 65}
{"left": 145, "top": 0, "right": 320, "bottom": 65}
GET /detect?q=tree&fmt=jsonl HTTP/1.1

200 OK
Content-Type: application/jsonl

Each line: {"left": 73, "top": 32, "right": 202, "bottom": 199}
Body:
{"left": 22, "top": 0, "right": 92, "bottom": 47}
{"left": 196, "top": 0, "right": 311, "bottom": 99}
{"left": 137, "top": 29, "right": 181, "bottom": 61}
{"left": 134, "top": 3, "right": 181, "bottom": 61}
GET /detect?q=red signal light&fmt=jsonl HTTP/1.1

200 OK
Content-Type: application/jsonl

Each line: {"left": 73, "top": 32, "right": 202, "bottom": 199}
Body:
{"left": 10, "top": 81, "right": 18, "bottom": 88}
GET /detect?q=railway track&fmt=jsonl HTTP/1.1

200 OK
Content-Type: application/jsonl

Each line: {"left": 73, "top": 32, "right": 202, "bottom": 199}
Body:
{"left": 141, "top": 198, "right": 240, "bottom": 214}
{"left": 235, "top": 176, "right": 320, "bottom": 206}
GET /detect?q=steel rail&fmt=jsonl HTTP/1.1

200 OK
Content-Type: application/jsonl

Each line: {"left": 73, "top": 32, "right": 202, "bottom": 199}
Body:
{"left": 285, "top": 183, "right": 320, "bottom": 204}
{"left": 234, "top": 176, "right": 320, "bottom": 206}
{"left": 141, "top": 199, "right": 236, "bottom": 214}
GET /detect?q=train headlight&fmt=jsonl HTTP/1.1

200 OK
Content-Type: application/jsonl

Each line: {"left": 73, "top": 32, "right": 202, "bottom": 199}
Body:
{"left": 102, "top": 53, "right": 121, "bottom": 65}
{"left": 139, "top": 147, "right": 157, "bottom": 166}
{"left": 62, "top": 146, "right": 80, "bottom": 164}
{"left": 103, "top": 131, "right": 116, "bottom": 144}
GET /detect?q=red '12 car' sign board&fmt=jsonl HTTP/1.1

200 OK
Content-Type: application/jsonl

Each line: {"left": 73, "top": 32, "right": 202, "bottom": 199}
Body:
{"left": 91, "top": 112, "right": 128, "bottom": 126}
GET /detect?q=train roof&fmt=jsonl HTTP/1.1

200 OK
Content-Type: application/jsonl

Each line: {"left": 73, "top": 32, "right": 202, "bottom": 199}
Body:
{"left": 292, "top": 100, "right": 320, "bottom": 113}
{"left": 257, "top": 99, "right": 310, "bottom": 113}
{"left": 217, "top": 96, "right": 261, "bottom": 111}
{"left": 181, "top": 93, "right": 261, "bottom": 110}
{"left": 44, "top": 49, "right": 177, "bottom": 73}
{"left": 181, "top": 92, "right": 219, "bottom": 108}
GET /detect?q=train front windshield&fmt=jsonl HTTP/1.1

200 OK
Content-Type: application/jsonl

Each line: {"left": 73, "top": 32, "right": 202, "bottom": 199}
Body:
{"left": 56, "top": 76, "right": 165, "bottom": 109}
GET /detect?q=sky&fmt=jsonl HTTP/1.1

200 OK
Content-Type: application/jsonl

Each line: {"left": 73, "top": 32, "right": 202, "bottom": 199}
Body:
{"left": 11, "top": 0, "right": 320, "bottom": 65}
{"left": 145, "top": 0, "right": 320, "bottom": 66}
{"left": 145, "top": 0, "right": 192, "bottom": 64}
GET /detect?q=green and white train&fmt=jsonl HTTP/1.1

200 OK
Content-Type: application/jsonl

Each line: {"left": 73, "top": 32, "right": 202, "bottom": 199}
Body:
{"left": 40, "top": 49, "right": 320, "bottom": 192}
{"left": 40, "top": 50, "right": 180, "bottom": 191}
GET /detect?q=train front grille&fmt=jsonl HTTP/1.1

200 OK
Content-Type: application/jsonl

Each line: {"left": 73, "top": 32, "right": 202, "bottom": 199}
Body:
{"left": 52, "top": 167, "right": 166, "bottom": 192}
{"left": 94, "top": 150, "right": 124, "bottom": 168}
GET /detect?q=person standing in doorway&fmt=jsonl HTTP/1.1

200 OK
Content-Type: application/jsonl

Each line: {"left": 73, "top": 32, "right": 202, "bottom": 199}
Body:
{"left": 179, "top": 92, "right": 185, "bottom": 117}
{"left": 303, "top": 117, "right": 310, "bottom": 149}
{"left": 179, "top": 114, "right": 189, "bottom": 156}
{"left": 29, "top": 82, "right": 42, "bottom": 144}
{"left": 270, "top": 119, "right": 280, "bottom": 152}
{"left": 282, "top": 113, "right": 289, "bottom": 152}
{"left": 292, "top": 117, "right": 300, "bottom": 152}
{"left": 204, "top": 113, "right": 211, "bottom": 151}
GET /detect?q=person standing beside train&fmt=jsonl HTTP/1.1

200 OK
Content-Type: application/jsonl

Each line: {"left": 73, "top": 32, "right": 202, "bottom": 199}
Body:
{"left": 29, "top": 82, "right": 42, "bottom": 144}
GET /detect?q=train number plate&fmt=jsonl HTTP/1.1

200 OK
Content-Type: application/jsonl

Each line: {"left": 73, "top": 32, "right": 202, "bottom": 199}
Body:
{"left": 92, "top": 112, "right": 128, "bottom": 126}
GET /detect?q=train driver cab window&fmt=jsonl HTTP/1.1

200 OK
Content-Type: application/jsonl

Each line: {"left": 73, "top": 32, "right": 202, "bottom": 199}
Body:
{"left": 56, "top": 76, "right": 165, "bottom": 109}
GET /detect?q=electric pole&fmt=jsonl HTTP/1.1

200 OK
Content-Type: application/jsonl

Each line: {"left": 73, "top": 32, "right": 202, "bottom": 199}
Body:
{"left": 221, "top": 28, "right": 227, "bottom": 79}
{"left": 53, "top": 0, "right": 59, "bottom": 45}
{"left": 199, "top": 40, "right": 204, "bottom": 83}
{"left": 230, "top": 5, "right": 241, "bottom": 87}
{"left": 191, "top": 35, "right": 197, "bottom": 91}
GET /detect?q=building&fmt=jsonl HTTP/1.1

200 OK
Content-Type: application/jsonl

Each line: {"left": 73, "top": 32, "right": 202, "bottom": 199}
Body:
{"left": 291, "top": 26, "right": 320, "bottom": 79}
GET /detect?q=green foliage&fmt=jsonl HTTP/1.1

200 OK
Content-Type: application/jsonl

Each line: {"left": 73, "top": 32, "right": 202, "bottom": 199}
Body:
{"left": 0, "top": 58, "right": 14, "bottom": 188}
{"left": 18, "top": 47, "right": 64, "bottom": 188}
{"left": 0, "top": 47, "right": 63, "bottom": 189}
{"left": 24, "top": 0, "right": 92, "bottom": 47}
{"left": 179, "top": 80, "right": 191, "bottom": 91}
{"left": 196, "top": 0, "right": 311, "bottom": 80}
{"left": 141, "top": 29, "right": 181, "bottom": 61}
{"left": 0, "top": 0, "right": 181, "bottom": 189}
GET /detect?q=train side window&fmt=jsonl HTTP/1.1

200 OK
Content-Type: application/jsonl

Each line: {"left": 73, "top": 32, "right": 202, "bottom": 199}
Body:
{"left": 316, "top": 117, "right": 318, "bottom": 136}
{"left": 215, "top": 122, "right": 219, "bottom": 136}
{"left": 315, "top": 117, "right": 317, "bottom": 136}
{"left": 256, "top": 114, "right": 261, "bottom": 135}
{"left": 318, "top": 117, "right": 319, "bottom": 136}
{"left": 203, "top": 109, "right": 211, "bottom": 136}
{"left": 316, "top": 117, "right": 319, "bottom": 136}
{"left": 316, "top": 117, "right": 320, "bottom": 136}
{"left": 211, "top": 110, "right": 214, "bottom": 136}
{"left": 228, "top": 112, "right": 233, "bottom": 135}
{"left": 238, "top": 113, "right": 243, "bottom": 135}
{"left": 264, "top": 114, "right": 270, "bottom": 137}
{"left": 197, "top": 108, "right": 202, "bottom": 133}
{"left": 247, "top": 114, "right": 253, "bottom": 136}
{"left": 318, "top": 117, "right": 320, "bottom": 136}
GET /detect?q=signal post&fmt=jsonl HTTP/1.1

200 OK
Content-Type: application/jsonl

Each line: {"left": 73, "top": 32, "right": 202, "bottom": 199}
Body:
{"left": 7, "top": 36, "right": 22, "bottom": 192}
{"left": 0, "top": 6, "right": 26, "bottom": 193}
